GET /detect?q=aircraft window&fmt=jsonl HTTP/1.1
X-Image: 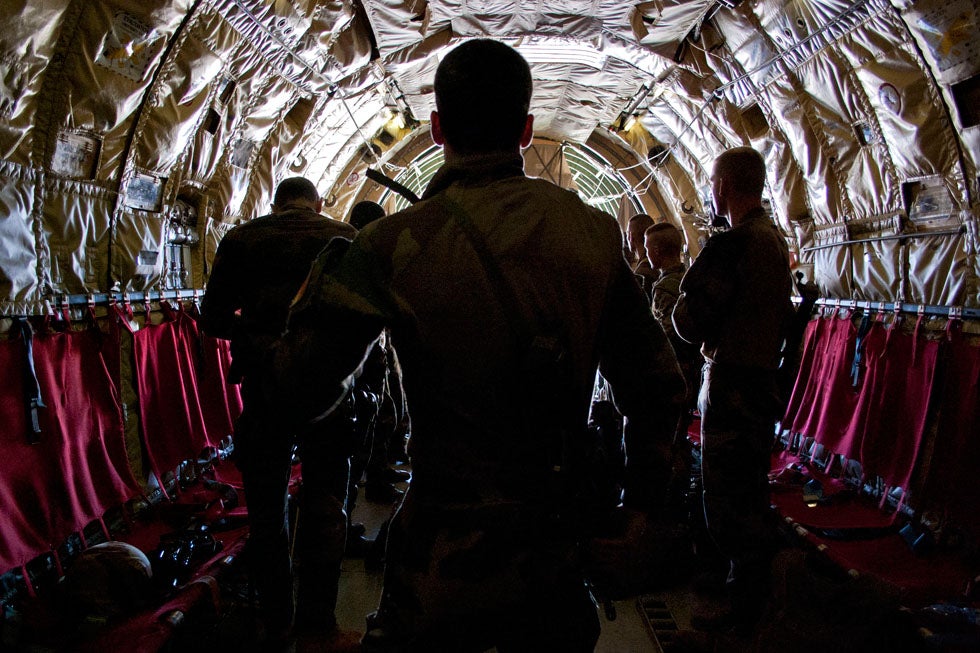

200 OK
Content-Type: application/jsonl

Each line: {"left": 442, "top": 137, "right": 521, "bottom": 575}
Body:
{"left": 950, "top": 74, "right": 980, "bottom": 128}
{"left": 379, "top": 140, "right": 641, "bottom": 220}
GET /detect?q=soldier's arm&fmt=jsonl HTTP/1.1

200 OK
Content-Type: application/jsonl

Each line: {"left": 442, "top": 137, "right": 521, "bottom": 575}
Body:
{"left": 651, "top": 285, "right": 679, "bottom": 336}
{"left": 672, "top": 236, "right": 735, "bottom": 345}
{"left": 200, "top": 235, "right": 242, "bottom": 340}
{"left": 598, "top": 259, "right": 686, "bottom": 516}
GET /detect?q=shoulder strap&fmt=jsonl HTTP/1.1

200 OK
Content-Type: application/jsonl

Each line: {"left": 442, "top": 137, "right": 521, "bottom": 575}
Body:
{"left": 439, "top": 193, "right": 581, "bottom": 483}
{"left": 440, "top": 194, "right": 531, "bottom": 349}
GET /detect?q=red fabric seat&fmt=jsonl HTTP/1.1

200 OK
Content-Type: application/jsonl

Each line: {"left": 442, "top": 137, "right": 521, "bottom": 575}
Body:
{"left": 0, "top": 326, "right": 139, "bottom": 573}
{"left": 195, "top": 329, "right": 242, "bottom": 443}
{"left": 916, "top": 328, "right": 980, "bottom": 538}
{"left": 127, "top": 309, "right": 213, "bottom": 496}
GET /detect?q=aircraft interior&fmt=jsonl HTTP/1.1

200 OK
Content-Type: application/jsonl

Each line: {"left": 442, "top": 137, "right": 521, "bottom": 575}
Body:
{"left": 1, "top": 1, "right": 979, "bottom": 651}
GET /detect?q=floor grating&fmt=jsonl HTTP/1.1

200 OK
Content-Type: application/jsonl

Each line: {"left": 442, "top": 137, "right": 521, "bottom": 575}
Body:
{"left": 637, "top": 596, "right": 679, "bottom": 652}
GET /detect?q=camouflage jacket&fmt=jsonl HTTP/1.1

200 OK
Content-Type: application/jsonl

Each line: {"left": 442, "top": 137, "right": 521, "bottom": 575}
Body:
{"left": 673, "top": 207, "right": 793, "bottom": 370}
{"left": 651, "top": 264, "right": 685, "bottom": 337}
{"left": 277, "top": 152, "right": 685, "bottom": 514}
{"left": 200, "top": 207, "right": 356, "bottom": 376}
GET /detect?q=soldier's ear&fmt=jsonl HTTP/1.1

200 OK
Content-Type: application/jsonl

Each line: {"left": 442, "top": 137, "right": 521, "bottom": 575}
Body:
{"left": 715, "top": 173, "right": 730, "bottom": 202}
{"left": 430, "top": 111, "right": 445, "bottom": 146}
{"left": 520, "top": 115, "right": 534, "bottom": 148}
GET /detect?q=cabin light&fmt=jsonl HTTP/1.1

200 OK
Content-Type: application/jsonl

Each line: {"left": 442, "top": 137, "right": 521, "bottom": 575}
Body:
{"left": 878, "top": 83, "right": 901, "bottom": 115}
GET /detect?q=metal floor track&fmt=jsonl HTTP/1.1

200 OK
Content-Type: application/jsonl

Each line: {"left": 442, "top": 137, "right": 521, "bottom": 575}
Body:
{"left": 637, "top": 596, "right": 680, "bottom": 652}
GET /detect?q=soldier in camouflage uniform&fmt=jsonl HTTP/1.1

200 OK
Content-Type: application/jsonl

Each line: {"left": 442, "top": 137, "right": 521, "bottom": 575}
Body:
{"left": 644, "top": 224, "right": 686, "bottom": 338}
{"left": 645, "top": 223, "right": 702, "bottom": 525}
{"left": 200, "top": 178, "right": 360, "bottom": 650}
{"left": 673, "top": 147, "right": 794, "bottom": 634}
{"left": 626, "top": 213, "right": 657, "bottom": 301}
{"left": 271, "top": 40, "right": 685, "bottom": 652}
{"left": 645, "top": 223, "right": 702, "bottom": 438}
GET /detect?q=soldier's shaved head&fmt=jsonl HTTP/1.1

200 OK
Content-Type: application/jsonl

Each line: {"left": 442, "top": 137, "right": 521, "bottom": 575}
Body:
{"left": 713, "top": 147, "right": 766, "bottom": 199}
{"left": 645, "top": 223, "right": 684, "bottom": 257}
{"left": 273, "top": 177, "right": 320, "bottom": 210}
{"left": 434, "top": 39, "right": 532, "bottom": 155}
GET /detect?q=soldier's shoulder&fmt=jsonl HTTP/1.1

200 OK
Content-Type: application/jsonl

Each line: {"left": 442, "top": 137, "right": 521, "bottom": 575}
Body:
{"left": 220, "top": 214, "right": 273, "bottom": 242}
{"left": 654, "top": 272, "right": 682, "bottom": 290}
{"left": 699, "top": 227, "right": 742, "bottom": 255}
{"left": 320, "top": 216, "right": 358, "bottom": 238}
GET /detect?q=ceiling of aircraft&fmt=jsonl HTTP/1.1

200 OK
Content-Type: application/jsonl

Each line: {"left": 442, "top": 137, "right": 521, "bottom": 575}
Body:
{"left": 0, "top": 0, "right": 978, "bottom": 315}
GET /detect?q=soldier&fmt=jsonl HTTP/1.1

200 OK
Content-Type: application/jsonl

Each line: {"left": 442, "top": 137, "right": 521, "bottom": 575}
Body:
{"left": 626, "top": 213, "right": 657, "bottom": 301}
{"left": 644, "top": 225, "right": 686, "bottom": 339}
{"left": 645, "top": 223, "right": 702, "bottom": 517}
{"left": 199, "top": 177, "right": 360, "bottom": 652}
{"left": 673, "top": 147, "right": 794, "bottom": 638}
{"left": 271, "top": 40, "right": 685, "bottom": 651}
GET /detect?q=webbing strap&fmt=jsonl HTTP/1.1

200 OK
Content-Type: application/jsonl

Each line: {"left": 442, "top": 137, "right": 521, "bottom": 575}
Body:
{"left": 13, "top": 318, "right": 45, "bottom": 444}
{"left": 440, "top": 193, "right": 530, "bottom": 348}
{"left": 438, "top": 194, "right": 569, "bottom": 478}
{"left": 851, "top": 312, "right": 872, "bottom": 387}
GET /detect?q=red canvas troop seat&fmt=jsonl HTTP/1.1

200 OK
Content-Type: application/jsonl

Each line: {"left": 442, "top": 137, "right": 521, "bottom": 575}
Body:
{"left": 126, "top": 308, "right": 214, "bottom": 495}
{"left": 773, "top": 313, "right": 979, "bottom": 609}
{"left": 0, "top": 326, "right": 139, "bottom": 573}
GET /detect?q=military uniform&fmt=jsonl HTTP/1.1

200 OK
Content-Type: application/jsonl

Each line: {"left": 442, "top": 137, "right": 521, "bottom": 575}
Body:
{"left": 277, "top": 152, "right": 685, "bottom": 651}
{"left": 633, "top": 258, "right": 657, "bottom": 303}
{"left": 651, "top": 264, "right": 684, "bottom": 336}
{"left": 200, "top": 207, "right": 357, "bottom": 638}
{"left": 672, "top": 207, "right": 793, "bottom": 626}
{"left": 652, "top": 264, "right": 702, "bottom": 439}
